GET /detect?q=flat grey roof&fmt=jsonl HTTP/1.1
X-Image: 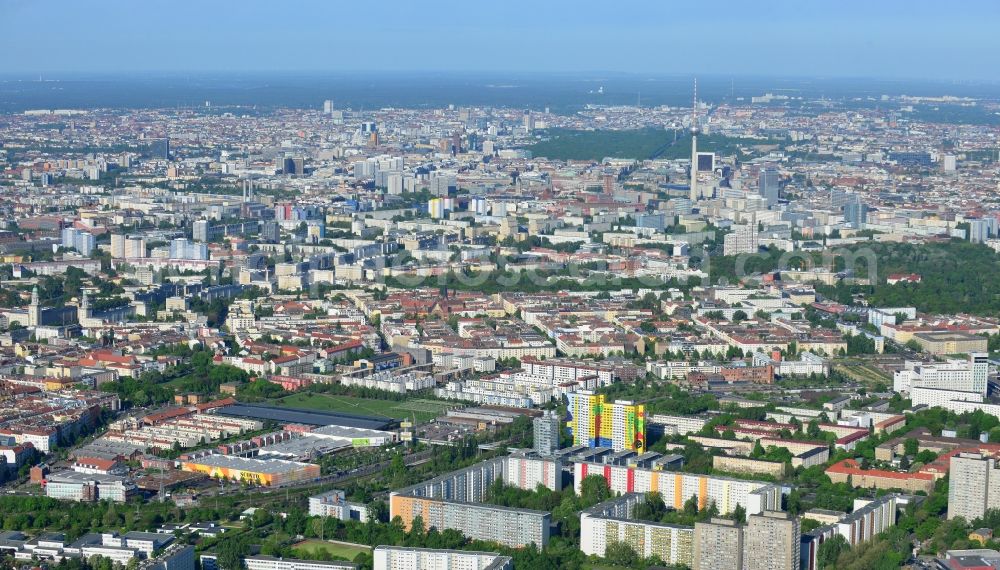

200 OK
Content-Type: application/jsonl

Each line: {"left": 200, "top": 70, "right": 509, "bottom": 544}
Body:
{"left": 214, "top": 403, "right": 395, "bottom": 430}
{"left": 182, "top": 454, "right": 313, "bottom": 475}
{"left": 46, "top": 470, "right": 129, "bottom": 484}
{"left": 256, "top": 436, "right": 350, "bottom": 459}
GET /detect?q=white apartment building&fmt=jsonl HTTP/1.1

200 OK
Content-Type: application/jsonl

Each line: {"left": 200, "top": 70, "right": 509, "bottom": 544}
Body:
{"left": 8, "top": 428, "right": 58, "bottom": 452}
{"left": 949, "top": 453, "right": 1000, "bottom": 521}
{"left": 649, "top": 414, "right": 708, "bottom": 436}
{"left": 723, "top": 225, "right": 759, "bottom": 256}
{"left": 743, "top": 511, "right": 800, "bottom": 570}
{"left": 580, "top": 494, "right": 694, "bottom": 566}
{"left": 694, "top": 518, "right": 743, "bottom": 570}
{"left": 910, "top": 386, "right": 1000, "bottom": 419}
{"left": 243, "top": 556, "right": 355, "bottom": 570}
{"left": 802, "top": 495, "right": 903, "bottom": 570}
{"left": 373, "top": 546, "right": 512, "bottom": 570}
{"left": 80, "top": 546, "right": 140, "bottom": 566}
{"left": 519, "top": 357, "right": 615, "bottom": 386}
{"left": 505, "top": 452, "right": 562, "bottom": 492}
{"left": 308, "top": 490, "right": 369, "bottom": 522}
{"left": 226, "top": 300, "right": 257, "bottom": 333}
{"left": 911, "top": 386, "right": 984, "bottom": 408}
{"left": 572, "top": 462, "right": 781, "bottom": 516}
{"left": 340, "top": 371, "right": 435, "bottom": 394}
{"left": 893, "top": 353, "right": 989, "bottom": 395}
{"left": 435, "top": 380, "right": 542, "bottom": 408}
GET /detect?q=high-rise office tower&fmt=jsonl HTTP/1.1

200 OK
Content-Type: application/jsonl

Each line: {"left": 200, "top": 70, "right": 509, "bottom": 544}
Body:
{"left": 61, "top": 228, "right": 95, "bottom": 256}
{"left": 844, "top": 196, "right": 868, "bottom": 229}
{"left": 192, "top": 220, "right": 210, "bottom": 242}
{"left": 948, "top": 453, "right": 1000, "bottom": 521}
{"left": 743, "top": 511, "right": 800, "bottom": 570}
{"left": 243, "top": 178, "right": 255, "bottom": 203}
{"left": 968, "top": 219, "right": 990, "bottom": 243}
{"left": 110, "top": 234, "right": 125, "bottom": 259}
{"left": 972, "top": 353, "right": 990, "bottom": 394}
{"left": 169, "top": 238, "right": 208, "bottom": 260}
{"left": 759, "top": 166, "right": 780, "bottom": 206}
{"left": 829, "top": 189, "right": 849, "bottom": 209}
{"left": 124, "top": 236, "right": 146, "bottom": 258}
{"left": 261, "top": 221, "right": 280, "bottom": 243}
{"left": 323, "top": 99, "right": 334, "bottom": 114}
{"left": 523, "top": 111, "right": 534, "bottom": 131}
{"left": 693, "top": 518, "right": 743, "bottom": 570}
{"left": 602, "top": 173, "right": 615, "bottom": 195}
{"left": 533, "top": 410, "right": 561, "bottom": 455}
{"left": 943, "top": 154, "right": 957, "bottom": 171}
{"left": 697, "top": 152, "right": 716, "bottom": 173}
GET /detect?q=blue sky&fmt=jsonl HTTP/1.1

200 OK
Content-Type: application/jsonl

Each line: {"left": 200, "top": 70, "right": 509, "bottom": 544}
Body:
{"left": 1, "top": 0, "right": 997, "bottom": 80}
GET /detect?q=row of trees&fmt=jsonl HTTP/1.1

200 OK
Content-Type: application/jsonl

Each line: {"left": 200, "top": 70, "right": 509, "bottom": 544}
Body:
{"left": 100, "top": 346, "right": 255, "bottom": 407}
{"left": 0, "top": 495, "right": 246, "bottom": 542}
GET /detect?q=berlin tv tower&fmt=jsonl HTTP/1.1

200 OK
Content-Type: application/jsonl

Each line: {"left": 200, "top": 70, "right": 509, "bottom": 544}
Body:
{"left": 689, "top": 78, "right": 700, "bottom": 202}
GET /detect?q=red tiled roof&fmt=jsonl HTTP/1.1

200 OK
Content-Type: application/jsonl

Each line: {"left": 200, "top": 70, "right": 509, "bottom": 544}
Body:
{"left": 826, "top": 458, "right": 935, "bottom": 481}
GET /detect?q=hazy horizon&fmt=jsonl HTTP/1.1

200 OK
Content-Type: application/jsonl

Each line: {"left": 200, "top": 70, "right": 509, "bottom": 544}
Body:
{"left": 3, "top": 72, "right": 1000, "bottom": 115}
{"left": 2, "top": 70, "right": 999, "bottom": 84}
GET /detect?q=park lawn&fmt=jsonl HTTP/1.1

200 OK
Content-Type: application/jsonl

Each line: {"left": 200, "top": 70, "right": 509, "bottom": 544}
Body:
{"left": 292, "top": 539, "right": 370, "bottom": 561}
{"left": 270, "top": 392, "right": 454, "bottom": 423}
{"left": 833, "top": 362, "right": 890, "bottom": 384}
{"left": 161, "top": 375, "right": 195, "bottom": 390}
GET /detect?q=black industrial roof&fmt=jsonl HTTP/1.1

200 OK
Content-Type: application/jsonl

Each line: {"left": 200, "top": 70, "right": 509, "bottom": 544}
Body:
{"left": 215, "top": 403, "right": 396, "bottom": 430}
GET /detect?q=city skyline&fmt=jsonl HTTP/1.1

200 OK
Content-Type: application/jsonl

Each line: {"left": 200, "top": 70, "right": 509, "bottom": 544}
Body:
{"left": 2, "top": 3, "right": 1000, "bottom": 569}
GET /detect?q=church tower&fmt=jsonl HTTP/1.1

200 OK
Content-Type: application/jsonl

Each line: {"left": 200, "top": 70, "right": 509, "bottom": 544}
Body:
{"left": 28, "top": 286, "right": 41, "bottom": 327}
{"left": 78, "top": 289, "right": 93, "bottom": 325}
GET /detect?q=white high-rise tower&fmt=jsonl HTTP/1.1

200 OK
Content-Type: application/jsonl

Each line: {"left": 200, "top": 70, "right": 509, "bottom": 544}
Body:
{"left": 689, "top": 78, "right": 700, "bottom": 202}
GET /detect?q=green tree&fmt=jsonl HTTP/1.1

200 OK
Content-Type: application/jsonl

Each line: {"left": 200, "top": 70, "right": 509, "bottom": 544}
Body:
{"left": 580, "top": 475, "right": 611, "bottom": 506}
{"left": 817, "top": 534, "right": 849, "bottom": 569}
{"left": 251, "top": 508, "right": 273, "bottom": 528}
{"left": 604, "top": 540, "right": 639, "bottom": 567}
{"left": 633, "top": 492, "right": 666, "bottom": 522}
{"left": 216, "top": 534, "right": 250, "bottom": 570}
{"left": 683, "top": 494, "right": 700, "bottom": 517}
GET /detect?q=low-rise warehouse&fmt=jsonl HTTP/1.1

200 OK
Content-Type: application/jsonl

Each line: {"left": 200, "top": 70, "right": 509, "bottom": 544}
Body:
{"left": 179, "top": 455, "right": 319, "bottom": 486}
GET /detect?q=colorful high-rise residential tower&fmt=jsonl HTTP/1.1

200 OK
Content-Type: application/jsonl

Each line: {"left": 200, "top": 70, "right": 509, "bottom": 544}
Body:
{"left": 565, "top": 392, "right": 646, "bottom": 452}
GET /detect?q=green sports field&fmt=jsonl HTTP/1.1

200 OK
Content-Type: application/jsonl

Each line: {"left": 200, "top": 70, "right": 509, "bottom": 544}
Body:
{"left": 292, "top": 539, "right": 369, "bottom": 561}
{"left": 270, "top": 392, "right": 454, "bottom": 423}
